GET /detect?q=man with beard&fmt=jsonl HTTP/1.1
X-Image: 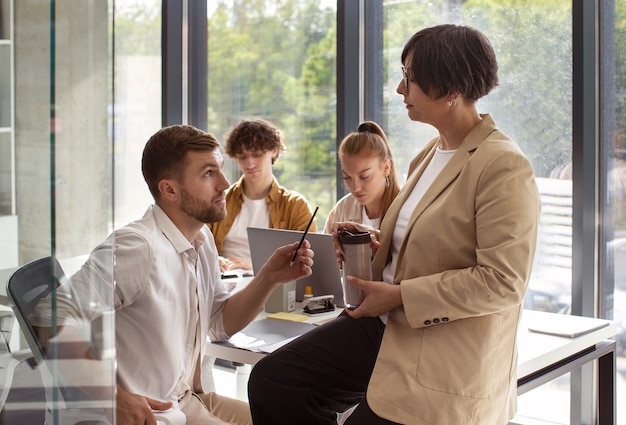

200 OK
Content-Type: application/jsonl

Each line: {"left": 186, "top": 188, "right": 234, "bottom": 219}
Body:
{"left": 31, "top": 125, "right": 314, "bottom": 425}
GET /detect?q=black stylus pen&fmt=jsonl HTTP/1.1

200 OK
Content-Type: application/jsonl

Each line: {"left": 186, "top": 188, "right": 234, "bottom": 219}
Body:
{"left": 290, "top": 206, "right": 318, "bottom": 266}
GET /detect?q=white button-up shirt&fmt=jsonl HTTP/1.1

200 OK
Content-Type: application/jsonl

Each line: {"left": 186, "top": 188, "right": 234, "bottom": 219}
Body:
{"left": 32, "top": 205, "right": 231, "bottom": 405}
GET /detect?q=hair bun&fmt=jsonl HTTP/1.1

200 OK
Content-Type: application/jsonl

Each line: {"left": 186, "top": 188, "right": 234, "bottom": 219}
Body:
{"left": 357, "top": 123, "right": 371, "bottom": 133}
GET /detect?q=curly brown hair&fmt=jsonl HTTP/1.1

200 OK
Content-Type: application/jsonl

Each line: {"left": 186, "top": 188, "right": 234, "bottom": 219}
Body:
{"left": 224, "top": 119, "right": 287, "bottom": 164}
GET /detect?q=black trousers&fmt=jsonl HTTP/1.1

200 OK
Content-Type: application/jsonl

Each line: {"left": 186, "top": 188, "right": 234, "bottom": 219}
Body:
{"left": 247, "top": 314, "right": 401, "bottom": 425}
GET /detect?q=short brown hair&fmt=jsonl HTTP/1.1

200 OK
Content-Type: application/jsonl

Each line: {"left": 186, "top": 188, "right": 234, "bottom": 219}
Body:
{"left": 224, "top": 118, "right": 286, "bottom": 164}
{"left": 141, "top": 125, "right": 219, "bottom": 200}
{"left": 401, "top": 24, "right": 498, "bottom": 100}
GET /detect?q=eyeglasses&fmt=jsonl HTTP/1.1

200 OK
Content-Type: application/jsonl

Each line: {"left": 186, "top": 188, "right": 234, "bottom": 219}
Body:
{"left": 401, "top": 65, "right": 411, "bottom": 87}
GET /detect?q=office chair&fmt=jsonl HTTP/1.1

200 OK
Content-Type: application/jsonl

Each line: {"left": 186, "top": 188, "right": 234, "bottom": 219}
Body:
{"left": 5, "top": 256, "right": 185, "bottom": 425}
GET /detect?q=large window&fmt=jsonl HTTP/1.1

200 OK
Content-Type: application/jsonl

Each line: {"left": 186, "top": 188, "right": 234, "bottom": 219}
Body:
{"left": 373, "top": 1, "right": 623, "bottom": 424}
{"left": 380, "top": 1, "right": 573, "bottom": 301}
{"left": 206, "top": 0, "right": 338, "bottom": 225}
{"left": 111, "top": 0, "right": 162, "bottom": 229}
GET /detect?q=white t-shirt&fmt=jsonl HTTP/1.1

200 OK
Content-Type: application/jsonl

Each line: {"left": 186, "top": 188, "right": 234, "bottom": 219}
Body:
{"left": 361, "top": 204, "right": 380, "bottom": 229}
{"left": 381, "top": 146, "right": 456, "bottom": 322}
{"left": 221, "top": 195, "right": 270, "bottom": 260}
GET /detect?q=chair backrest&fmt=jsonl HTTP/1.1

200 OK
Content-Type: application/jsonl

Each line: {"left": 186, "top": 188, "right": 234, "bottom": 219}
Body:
{"left": 5, "top": 256, "right": 65, "bottom": 367}
{"left": 5, "top": 257, "right": 102, "bottom": 415}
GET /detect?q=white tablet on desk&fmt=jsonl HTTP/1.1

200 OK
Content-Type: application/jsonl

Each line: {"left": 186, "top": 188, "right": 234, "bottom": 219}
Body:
{"left": 524, "top": 310, "right": 611, "bottom": 338}
{"left": 247, "top": 227, "right": 345, "bottom": 307}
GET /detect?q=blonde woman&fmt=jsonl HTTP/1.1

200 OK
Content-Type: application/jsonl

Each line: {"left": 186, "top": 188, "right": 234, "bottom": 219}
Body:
{"left": 324, "top": 121, "right": 401, "bottom": 232}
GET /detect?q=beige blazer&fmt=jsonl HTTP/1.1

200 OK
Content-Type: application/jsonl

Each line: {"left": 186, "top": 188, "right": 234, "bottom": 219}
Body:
{"left": 367, "top": 115, "right": 541, "bottom": 425}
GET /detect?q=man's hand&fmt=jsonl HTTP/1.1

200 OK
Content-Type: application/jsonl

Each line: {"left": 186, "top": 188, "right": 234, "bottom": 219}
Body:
{"left": 117, "top": 386, "right": 173, "bottom": 425}
{"left": 222, "top": 240, "right": 315, "bottom": 336}
{"left": 259, "top": 240, "right": 314, "bottom": 285}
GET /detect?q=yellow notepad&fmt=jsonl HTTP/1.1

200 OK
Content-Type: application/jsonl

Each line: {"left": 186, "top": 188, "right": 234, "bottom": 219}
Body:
{"left": 266, "top": 312, "right": 308, "bottom": 322}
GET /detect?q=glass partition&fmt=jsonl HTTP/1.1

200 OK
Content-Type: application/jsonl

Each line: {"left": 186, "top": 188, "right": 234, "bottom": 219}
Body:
{"left": 0, "top": 1, "right": 117, "bottom": 422}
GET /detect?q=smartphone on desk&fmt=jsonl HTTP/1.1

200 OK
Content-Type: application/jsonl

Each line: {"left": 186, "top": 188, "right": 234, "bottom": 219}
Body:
{"left": 221, "top": 269, "right": 254, "bottom": 279}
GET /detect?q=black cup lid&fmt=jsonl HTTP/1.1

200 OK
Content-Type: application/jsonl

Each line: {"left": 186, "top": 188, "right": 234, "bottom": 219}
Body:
{"left": 339, "top": 229, "right": 371, "bottom": 244}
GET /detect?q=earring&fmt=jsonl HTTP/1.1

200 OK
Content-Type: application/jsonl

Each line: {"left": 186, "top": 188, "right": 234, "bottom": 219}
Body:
{"left": 385, "top": 175, "right": 390, "bottom": 187}
{"left": 448, "top": 98, "right": 459, "bottom": 107}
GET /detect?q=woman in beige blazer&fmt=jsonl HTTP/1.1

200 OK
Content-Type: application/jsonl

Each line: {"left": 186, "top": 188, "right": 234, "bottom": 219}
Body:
{"left": 248, "top": 24, "right": 541, "bottom": 425}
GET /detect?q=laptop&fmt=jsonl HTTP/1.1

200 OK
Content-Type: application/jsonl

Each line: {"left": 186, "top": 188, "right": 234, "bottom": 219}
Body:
{"left": 247, "top": 227, "right": 345, "bottom": 307}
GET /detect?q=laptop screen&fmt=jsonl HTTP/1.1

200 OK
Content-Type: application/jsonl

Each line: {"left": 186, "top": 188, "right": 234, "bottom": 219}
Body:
{"left": 247, "top": 227, "right": 345, "bottom": 307}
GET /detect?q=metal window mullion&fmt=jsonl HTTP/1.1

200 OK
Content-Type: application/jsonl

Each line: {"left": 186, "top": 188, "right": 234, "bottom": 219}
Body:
{"left": 162, "top": 0, "right": 206, "bottom": 128}
{"left": 363, "top": 0, "right": 383, "bottom": 126}
{"left": 571, "top": 0, "right": 600, "bottom": 424}
{"left": 336, "top": 0, "right": 363, "bottom": 201}
{"left": 188, "top": 0, "right": 207, "bottom": 130}
{"left": 162, "top": 0, "right": 183, "bottom": 126}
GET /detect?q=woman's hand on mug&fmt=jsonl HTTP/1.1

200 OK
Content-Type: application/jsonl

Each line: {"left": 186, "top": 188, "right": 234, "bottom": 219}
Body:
{"left": 330, "top": 222, "right": 380, "bottom": 269}
{"left": 343, "top": 277, "right": 402, "bottom": 318}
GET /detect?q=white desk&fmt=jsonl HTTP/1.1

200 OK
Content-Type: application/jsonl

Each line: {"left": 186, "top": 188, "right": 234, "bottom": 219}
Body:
{"left": 207, "top": 293, "right": 619, "bottom": 423}
{"left": 516, "top": 310, "right": 618, "bottom": 424}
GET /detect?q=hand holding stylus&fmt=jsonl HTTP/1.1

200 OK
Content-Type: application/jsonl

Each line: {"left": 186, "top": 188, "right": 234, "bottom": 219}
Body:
{"left": 290, "top": 206, "right": 318, "bottom": 266}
